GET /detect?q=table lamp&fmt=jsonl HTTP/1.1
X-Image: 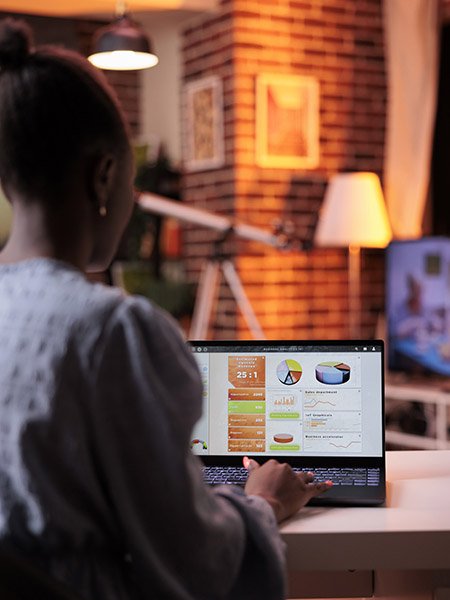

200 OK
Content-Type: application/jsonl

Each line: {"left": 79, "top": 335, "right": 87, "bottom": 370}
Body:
{"left": 315, "top": 172, "right": 392, "bottom": 338}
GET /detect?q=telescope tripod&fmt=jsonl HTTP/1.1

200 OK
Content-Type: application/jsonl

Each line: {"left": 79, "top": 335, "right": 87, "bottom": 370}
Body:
{"left": 189, "top": 241, "right": 266, "bottom": 340}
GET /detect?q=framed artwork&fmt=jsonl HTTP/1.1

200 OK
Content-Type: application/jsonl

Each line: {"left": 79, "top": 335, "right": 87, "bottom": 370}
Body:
{"left": 255, "top": 73, "right": 320, "bottom": 169}
{"left": 183, "top": 75, "right": 225, "bottom": 172}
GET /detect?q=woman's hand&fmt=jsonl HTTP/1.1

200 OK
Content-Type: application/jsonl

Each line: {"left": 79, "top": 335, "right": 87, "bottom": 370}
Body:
{"left": 243, "top": 457, "right": 332, "bottom": 523}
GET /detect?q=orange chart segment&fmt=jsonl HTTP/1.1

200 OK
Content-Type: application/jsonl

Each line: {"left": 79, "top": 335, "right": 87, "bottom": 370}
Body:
{"left": 228, "top": 388, "right": 265, "bottom": 401}
{"left": 228, "top": 356, "right": 266, "bottom": 388}
{"left": 228, "top": 439, "right": 265, "bottom": 452}
{"left": 229, "top": 414, "right": 265, "bottom": 426}
{"left": 228, "top": 356, "right": 266, "bottom": 452}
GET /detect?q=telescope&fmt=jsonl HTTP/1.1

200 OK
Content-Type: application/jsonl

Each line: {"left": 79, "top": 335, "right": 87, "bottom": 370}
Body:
{"left": 138, "top": 192, "right": 306, "bottom": 249}
{"left": 138, "top": 192, "right": 310, "bottom": 340}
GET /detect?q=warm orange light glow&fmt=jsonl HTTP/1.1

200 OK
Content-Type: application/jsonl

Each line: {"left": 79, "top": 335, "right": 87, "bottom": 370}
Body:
{"left": 0, "top": 0, "right": 217, "bottom": 17}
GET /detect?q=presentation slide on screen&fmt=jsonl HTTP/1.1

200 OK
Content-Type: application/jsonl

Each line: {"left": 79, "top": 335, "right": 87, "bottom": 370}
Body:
{"left": 191, "top": 349, "right": 382, "bottom": 458}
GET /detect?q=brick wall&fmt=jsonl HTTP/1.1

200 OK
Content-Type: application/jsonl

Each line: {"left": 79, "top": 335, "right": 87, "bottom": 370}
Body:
{"left": 182, "top": 0, "right": 386, "bottom": 340}
{"left": 182, "top": 4, "right": 237, "bottom": 336}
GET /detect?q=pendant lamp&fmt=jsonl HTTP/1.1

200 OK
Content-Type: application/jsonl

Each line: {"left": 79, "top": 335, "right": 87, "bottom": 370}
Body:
{"left": 88, "top": 1, "right": 158, "bottom": 71}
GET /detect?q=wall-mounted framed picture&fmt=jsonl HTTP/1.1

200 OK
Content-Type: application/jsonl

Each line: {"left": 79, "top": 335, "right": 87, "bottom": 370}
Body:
{"left": 183, "top": 75, "right": 225, "bottom": 172}
{"left": 255, "top": 73, "right": 320, "bottom": 169}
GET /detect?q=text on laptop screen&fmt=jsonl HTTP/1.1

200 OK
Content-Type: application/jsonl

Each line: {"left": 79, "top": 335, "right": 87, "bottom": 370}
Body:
{"left": 190, "top": 342, "right": 383, "bottom": 458}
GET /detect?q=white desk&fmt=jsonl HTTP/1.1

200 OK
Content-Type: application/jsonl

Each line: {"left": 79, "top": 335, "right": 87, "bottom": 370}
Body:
{"left": 281, "top": 450, "right": 450, "bottom": 599}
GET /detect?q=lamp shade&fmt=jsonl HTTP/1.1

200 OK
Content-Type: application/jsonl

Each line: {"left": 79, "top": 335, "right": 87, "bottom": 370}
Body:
{"left": 88, "top": 14, "right": 158, "bottom": 71}
{"left": 315, "top": 172, "right": 392, "bottom": 249}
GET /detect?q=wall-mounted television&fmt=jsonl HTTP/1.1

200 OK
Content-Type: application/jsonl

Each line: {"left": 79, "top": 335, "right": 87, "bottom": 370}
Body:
{"left": 386, "top": 237, "right": 450, "bottom": 376}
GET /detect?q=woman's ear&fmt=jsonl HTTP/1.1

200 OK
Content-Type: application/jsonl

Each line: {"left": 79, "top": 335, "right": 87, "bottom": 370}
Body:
{"left": 88, "top": 153, "right": 116, "bottom": 215}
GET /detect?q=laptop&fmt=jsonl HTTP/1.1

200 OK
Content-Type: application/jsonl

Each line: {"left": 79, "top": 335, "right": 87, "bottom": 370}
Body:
{"left": 189, "top": 339, "right": 386, "bottom": 506}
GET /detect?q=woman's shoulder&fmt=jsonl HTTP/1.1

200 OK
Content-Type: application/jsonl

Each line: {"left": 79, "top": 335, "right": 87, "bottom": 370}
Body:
{"left": 0, "top": 256, "right": 166, "bottom": 339}
{"left": 60, "top": 266, "right": 170, "bottom": 343}
{"left": 70, "top": 269, "right": 182, "bottom": 357}
{"left": 0, "top": 256, "right": 185, "bottom": 361}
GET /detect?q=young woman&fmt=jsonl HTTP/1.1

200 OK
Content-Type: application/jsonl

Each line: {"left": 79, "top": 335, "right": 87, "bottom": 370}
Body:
{"left": 0, "top": 18, "right": 330, "bottom": 600}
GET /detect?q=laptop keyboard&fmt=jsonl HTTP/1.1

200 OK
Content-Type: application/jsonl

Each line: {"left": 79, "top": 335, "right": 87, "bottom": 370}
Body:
{"left": 203, "top": 466, "right": 249, "bottom": 486}
{"left": 203, "top": 466, "right": 381, "bottom": 487}
{"left": 293, "top": 467, "right": 381, "bottom": 486}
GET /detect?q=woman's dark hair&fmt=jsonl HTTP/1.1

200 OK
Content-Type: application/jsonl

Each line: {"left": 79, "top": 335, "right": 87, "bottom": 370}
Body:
{"left": 0, "top": 18, "right": 130, "bottom": 201}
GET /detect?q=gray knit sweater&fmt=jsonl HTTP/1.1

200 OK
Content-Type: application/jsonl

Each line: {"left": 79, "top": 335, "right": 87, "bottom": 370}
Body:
{"left": 0, "top": 258, "right": 285, "bottom": 600}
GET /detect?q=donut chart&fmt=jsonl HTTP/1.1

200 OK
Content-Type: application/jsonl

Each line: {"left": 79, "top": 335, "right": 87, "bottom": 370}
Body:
{"left": 315, "top": 361, "right": 351, "bottom": 385}
{"left": 276, "top": 359, "right": 302, "bottom": 385}
{"left": 190, "top": 438, "right": 208, "bottom": 450}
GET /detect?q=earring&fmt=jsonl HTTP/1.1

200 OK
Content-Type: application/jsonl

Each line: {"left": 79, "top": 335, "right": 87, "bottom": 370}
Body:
{"left": 99, "top": 205, "right": 107, "bottom": 217}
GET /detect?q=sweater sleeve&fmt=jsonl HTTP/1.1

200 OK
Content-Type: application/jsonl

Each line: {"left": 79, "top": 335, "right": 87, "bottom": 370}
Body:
{"left": 89, "top": 296, "right": 286, "bottom": 600}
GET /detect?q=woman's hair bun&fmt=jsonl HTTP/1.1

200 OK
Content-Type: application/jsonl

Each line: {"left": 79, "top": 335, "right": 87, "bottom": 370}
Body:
{"left": 0, "top": 18, "right": 32, "bottom": 70}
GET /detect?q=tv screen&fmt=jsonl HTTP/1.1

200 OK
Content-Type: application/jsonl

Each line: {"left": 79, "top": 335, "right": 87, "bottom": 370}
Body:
{"left": 387, "top": 237, "right": 450, "bottom": 376}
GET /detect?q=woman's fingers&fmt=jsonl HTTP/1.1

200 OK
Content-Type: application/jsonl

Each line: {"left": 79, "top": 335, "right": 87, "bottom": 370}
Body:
{"left": 297, "top": 471, "right": 333, "bottom": 496}
{"left": 299, "top": 471, "right": 315, "bottom": 483}
{"left": 244, "top": 459, "right": 333, "bottom": 521}
{"left": 307, "top": 480, "right": 334, "bottom": 496}
{"left": 243, "top": 456, "right": 259, "bottom": 471}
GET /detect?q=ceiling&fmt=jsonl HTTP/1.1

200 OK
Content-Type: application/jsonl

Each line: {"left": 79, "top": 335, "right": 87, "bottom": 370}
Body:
{"left": 0, "top": 0, "right": 217, "bottom": 18}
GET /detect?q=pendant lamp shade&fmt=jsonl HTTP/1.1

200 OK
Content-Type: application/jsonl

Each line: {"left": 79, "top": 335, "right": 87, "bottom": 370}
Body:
{"left": 88, "top": 14, "right": 158, "bottom": 71}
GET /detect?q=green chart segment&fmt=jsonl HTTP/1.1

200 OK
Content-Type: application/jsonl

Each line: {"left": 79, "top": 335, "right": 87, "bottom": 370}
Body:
{"left": 276, "top": 359, "right": 302, "bottom": 385}
{"left": 228, "top": 401, "right": 265, "bottom": 414}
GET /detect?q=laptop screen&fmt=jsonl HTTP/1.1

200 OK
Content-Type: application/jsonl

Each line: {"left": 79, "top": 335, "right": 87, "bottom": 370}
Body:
{"left": 190, "top": 341, "right": 384, "bottom": 459}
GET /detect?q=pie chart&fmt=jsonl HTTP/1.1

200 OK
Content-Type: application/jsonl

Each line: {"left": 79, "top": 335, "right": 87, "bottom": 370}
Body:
{"left": 315, "top": 361, "right": 351, "bottom": 385}
{"left": 277, "top": 359, "right": 302, "bottom": 385}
